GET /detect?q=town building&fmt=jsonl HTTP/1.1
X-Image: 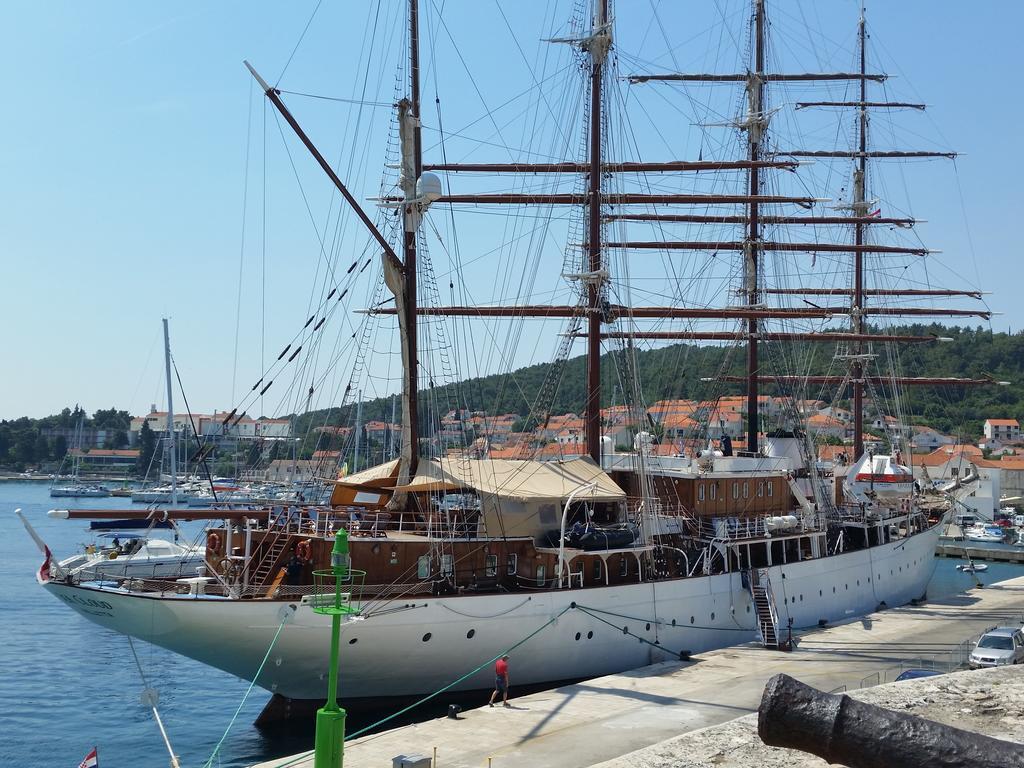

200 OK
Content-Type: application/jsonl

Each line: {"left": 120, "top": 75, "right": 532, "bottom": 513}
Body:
{"left": 984, "top": 419, "right": 1021, "bottom": 443}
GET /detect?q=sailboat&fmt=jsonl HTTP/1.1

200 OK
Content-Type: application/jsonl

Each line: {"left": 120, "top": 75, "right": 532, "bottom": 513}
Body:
{"left": 50, "top": 418, "right": 110, "bottom": 498}
{"left": 33, "top": 0, "right": 993, "bottom": 721}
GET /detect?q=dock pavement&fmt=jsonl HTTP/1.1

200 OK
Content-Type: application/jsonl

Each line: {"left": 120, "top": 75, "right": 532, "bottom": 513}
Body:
{"left": 252, "top": 576, "right": 1024, "bottom": 768}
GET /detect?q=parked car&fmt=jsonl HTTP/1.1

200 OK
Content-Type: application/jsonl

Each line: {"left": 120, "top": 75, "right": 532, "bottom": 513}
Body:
{"left": 969, "top": 627, "right": 1024, "bottom": 668}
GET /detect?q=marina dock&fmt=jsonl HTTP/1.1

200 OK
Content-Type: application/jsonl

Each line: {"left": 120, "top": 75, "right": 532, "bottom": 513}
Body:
{"left": 936, "top": 542, "right": 1024, "bottom": 563}
{"left": 253, "top": 576, "right": 1024, "bottom": 768}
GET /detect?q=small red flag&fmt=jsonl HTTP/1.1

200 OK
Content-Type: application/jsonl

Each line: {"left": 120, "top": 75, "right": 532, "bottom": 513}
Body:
{"left": 39, "top": 544, "right": 52, "bottom": 583}
{"left": 868, "top": 207, "right": 882, "bottom": 217}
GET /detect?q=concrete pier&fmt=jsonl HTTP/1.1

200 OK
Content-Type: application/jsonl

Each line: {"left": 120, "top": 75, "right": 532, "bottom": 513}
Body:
{"left": 253, "top": 577, "right": 1024, "bottom": 768}
{"left": 936, "top": 542, "right": 1024, "bottom": 563}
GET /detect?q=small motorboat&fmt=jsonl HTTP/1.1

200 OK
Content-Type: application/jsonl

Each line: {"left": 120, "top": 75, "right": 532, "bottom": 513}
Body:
{"left": 55, "top": 534, "right": 206, "bottom": 580}
{"left": 964, "top": 524, "right": 1005, "bottom": 543}
{"left": 956, "top": 562, "right": 989, "bottom": 573}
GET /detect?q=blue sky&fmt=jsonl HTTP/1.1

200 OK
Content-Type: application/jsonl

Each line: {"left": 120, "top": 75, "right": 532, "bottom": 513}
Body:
{"left": 2, "top": 1, "right": 1021, "bottom": 421}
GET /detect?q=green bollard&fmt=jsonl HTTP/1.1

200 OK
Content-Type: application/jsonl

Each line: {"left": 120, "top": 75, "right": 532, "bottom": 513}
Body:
{"left": 314, "top": 530, "right": 350, "bottom": 768}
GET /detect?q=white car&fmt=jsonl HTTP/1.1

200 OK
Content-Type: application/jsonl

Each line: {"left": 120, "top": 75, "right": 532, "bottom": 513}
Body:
{"left": 969, "top": 627, "right": 1024, "bottom": 668}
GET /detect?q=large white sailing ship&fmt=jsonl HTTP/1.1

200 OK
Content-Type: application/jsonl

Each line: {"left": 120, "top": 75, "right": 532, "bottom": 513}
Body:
{"left": 31, "top": 0, "right": 993, "bottom": 721}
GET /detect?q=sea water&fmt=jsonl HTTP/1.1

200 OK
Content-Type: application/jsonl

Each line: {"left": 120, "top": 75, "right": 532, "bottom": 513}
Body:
{"left": 1, "top": 481, "right": 1021, "bottom": 767}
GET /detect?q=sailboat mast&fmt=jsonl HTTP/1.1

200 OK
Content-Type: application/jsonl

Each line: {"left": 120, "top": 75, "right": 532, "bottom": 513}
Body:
{"left": 852, "top": 9, "right": 868, "bottom": 460}
{"left": 403, "top": 0, "right": 422, "bottom": 475}
{"left": 585, "top": 0, "right": 609, "bottom": 463}
{"left": 745, "top": 0, "right": 767, "bottom": 454}
{"left": 162, "top": 318, "right": 177, "bottom": 506}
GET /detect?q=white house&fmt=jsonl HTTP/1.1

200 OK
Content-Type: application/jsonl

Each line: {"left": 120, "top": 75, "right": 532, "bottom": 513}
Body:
{"left": 910, "top": 426, "right": 954, "bottom": 453}
{"left": 984, "top": 419, "right": 1021, "bottom": 443}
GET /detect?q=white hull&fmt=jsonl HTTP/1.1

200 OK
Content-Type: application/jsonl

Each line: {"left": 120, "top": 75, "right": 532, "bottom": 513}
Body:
{"left": 42, "top": 524, "right": 940, "bottom": 701}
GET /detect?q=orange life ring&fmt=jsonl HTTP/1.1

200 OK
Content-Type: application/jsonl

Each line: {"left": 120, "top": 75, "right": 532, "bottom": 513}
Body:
{"left": 296, "top": 539, "right": 312, "bottom": 561}
{"left": 208, "top": 532, "right": 221, "bottom": 552}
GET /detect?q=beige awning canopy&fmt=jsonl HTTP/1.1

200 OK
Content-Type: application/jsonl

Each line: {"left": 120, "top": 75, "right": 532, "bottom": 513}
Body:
{"left": 332, "top": 459, "right": 400, "bottom": 489}
{"left": 390, "top": 457, "right": 625, "bottom": 503}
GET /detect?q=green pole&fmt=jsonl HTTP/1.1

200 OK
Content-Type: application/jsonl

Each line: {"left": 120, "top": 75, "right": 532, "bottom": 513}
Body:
{"left": 314, "top": 530, "right": 349, "bottom": 768}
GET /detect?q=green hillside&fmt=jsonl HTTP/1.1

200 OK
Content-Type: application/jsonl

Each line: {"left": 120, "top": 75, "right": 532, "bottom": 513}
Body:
{"left": 295, "top": 324, "right": 1024, "bottom": 443}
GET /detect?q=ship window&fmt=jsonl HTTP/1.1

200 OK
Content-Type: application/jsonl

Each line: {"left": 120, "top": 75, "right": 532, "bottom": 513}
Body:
{"left": 507, "top": 553, "right": 518, "bottom": 575}
{"left": 732, "top": 482, "right": 739, "bottom": 500}
{"left": 467, "top": 629, "right": 475, "bottom": 639}
{"left": 698, "top": 484, "right": 705, "bottom": 501}
{"left": 575, "top": 632, "right": 581, "bottom": 641}
{"left": 743, "top": 482, "right": 749, "bottom": 499}
{"left": 587, "top": 631, "right": 594, "bottom": 639}
{"left": 619, "top": 556, "right": 628, "bottom": 576}
{"left": 536, "top": 564, "right": 546, "bottom": 586}
{"left": 594, "top": 559, "right": 603, "bottom": 580}
{"left": 440, "top": 554, "right": 454, "bottom": 576}
{"left": 767, "top": 482, "right": 774, "bottom": 497}
{"left": 422, "top": 633, "right": 432, "bottom": 642}
{"left": 485, "top": 554, "right": 498, "bottom": 577}
{"left": 417, "top": 555, "right": 430, "bottom": 579}
{"left": 710, "top": 484, "right": 717, "bottom": 500}
{"left": 758, "top": 482, "right": 764, "bottom": 497}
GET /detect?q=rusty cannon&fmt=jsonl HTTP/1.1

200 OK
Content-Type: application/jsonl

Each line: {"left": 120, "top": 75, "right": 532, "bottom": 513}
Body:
{"left": 758, "top": 673, "right": 1024, "bottom": 768}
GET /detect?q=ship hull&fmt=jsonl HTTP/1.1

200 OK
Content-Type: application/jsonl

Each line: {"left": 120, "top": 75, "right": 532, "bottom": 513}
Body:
{"left": 42, "top": 524, "right": 939, "bottom": 701}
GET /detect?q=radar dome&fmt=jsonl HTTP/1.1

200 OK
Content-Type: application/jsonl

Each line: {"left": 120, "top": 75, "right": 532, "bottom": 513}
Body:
{"left": 417, "top": 172, "right": 443, "bottom": 204}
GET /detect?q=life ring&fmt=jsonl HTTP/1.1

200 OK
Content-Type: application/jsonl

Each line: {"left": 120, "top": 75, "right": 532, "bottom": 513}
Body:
{"left": 296, "top": 539, "right": 312, "bottom": 561}
{"left": 208, "top": 532, "right": 221, "bottom": 552}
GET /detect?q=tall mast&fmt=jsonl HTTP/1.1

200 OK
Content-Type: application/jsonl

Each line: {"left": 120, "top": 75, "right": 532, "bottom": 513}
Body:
{"left": 162, "top": 318, "right": 177, "bottom": 506}
{"left": 745, "top": 0, "right": 767, "bottom": 453}
{"left": 403, "top": 0, "right": 422, "bottom": 475}
{"left": 851, "top": 8, "right": 868, "bottom": 460}
{"left": 585, "top": 0, "right": 610, "bottom": 463}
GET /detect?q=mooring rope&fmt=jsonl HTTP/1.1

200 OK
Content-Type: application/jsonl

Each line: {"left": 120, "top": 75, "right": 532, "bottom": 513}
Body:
{"left": 268, "top": 605, "right": 573, "bottom": 768}
{"left": 202, "top": 611, "right": 292, "bottom": 768}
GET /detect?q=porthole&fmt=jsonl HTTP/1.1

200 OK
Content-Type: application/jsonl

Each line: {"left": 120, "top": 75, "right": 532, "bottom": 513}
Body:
{"left": 832, "top": 586, "right": 836, "bottom": 594}
{"left": 690, "top": 616, "right": 695, "bottom": 624}
{"left": 819, "top": 589, "right": 823, "bottom": 597}
{"left": 422, "top": 632, "right": 432, "bottom": 642}
{"left": 466, "top": 629, "right": 476, "bottom": 639}
{"left": 623, "top": 626, "right": 629, "bottom": 635}
{"left": 575, "top": 632, "right": 581, "bottom": 641}
{"left": 671, "top": 619, "right": 677, "bottom": 626}
{"left": 646, "top": 623, "right": 651, "bottom": 631}
{"left": 711, "top": 612, "right": 716, "bottom": 621}
{"left": 348, "top": 638, "right": 358, "bottom": 645}
{"left": 587, "top": 631, "right": 594, "bottom": 639}
{"left": 857, "top": 580, "right": 860, "bottom": 587}
{"left": 800, "top": 595, "right": 804, "bottom": 602}
{"left": 746, "top": 605, "right": 751, "bottom": 613}
{"left": 844, "top": 584, "right": 848, "bottom": 591}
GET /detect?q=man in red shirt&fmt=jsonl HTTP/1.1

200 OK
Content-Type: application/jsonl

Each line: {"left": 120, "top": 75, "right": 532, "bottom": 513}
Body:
{"left": 489, "top": 655, "right": 511, "bottom": 707}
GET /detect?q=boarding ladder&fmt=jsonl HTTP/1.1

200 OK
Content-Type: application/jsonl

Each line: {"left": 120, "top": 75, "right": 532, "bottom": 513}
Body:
{"left": 750, "top": 568, "right": 782, "bottom": 649}
{"left": 250, "top": 535, "right": 293, "bottom": 587}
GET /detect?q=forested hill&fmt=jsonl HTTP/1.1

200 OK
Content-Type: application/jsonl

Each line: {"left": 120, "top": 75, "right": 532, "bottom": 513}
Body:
{"left": 295, "top": 324, "right": 1024, "bottom": 440}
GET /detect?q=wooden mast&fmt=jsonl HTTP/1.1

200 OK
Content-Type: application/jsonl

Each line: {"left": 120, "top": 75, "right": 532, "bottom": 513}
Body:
{"left": 745, "top": 0, "right": 767, "bottom": 454}
{"left": 585, "top": 0, "right": 610, "bottom": 463}
{"left": 851, "top": 8, "right": 868, "bottom": 461}
{"left": 404, "top": 0, "right": 422, "bottom": 475}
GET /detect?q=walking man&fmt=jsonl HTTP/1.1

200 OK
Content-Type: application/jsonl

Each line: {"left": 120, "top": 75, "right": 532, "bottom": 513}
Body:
{"left": 489, "top": 655, "right": 511, "bottom": 707}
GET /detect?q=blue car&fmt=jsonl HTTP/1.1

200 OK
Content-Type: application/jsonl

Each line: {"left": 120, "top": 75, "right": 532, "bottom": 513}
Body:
{"left": 895, "top": 669, "right": 942, "bottom": 682}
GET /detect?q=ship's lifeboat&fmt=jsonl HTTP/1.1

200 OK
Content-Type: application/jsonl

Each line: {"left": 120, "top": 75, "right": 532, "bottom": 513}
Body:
{"left": 847, "top": 453, "right": 915, "bottom": 499}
